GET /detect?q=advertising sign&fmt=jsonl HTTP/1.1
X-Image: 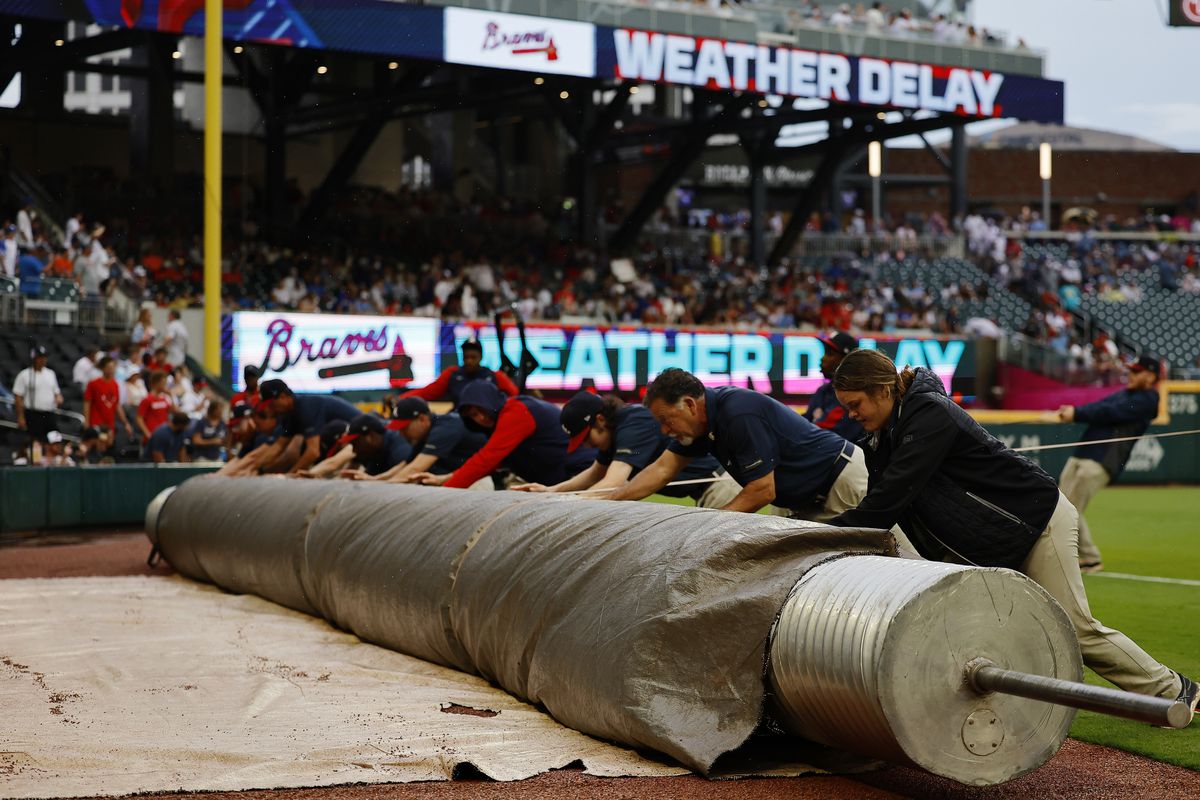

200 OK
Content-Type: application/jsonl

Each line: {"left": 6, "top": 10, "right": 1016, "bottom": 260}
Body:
{"left": 1169, "top": 0, "right": 1200, "bottom": 26}
{"left": 229, "top": 312, "right": 440, "bottom": 393}
{"left": 439, "top": 322, "right": 973, "bottom": 399}
{"left": 597, "top": 28, "right": 1065, "bottom": 124}
{"left": 444, "top": 7, "right": 595, "bottom": 77}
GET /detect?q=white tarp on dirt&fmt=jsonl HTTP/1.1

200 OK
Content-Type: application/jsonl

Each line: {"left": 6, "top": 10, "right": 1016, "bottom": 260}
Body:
{"left": 0, "top": 575, "right": 694, "bottom": 799}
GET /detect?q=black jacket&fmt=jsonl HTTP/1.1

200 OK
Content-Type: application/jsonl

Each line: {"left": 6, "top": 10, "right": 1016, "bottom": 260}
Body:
{"left": 830, "top": 368, "right": 1060, "bottom": 569}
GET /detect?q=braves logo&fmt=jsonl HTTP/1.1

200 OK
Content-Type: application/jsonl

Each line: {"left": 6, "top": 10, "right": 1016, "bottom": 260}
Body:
{"left": 1185, "top": 0, "right": 1200, "bottom": 23}
{"left": 481, "top": 21, "right": 559, "bottom": 61}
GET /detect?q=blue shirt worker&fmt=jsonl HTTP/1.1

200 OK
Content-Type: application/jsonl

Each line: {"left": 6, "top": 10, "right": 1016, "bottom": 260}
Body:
{"left": 257, "top": 378, "right": 362, "bottom": 473}
{"left": 517, "top": 391, "right": 740, "bottom": 508}
{"left": 370, "top": 397, "right": 489, "bottom": 485}
{"left": 803, "top": 330, "right": 865, "bottom": 442}
{"left": 1056, "top": 355, "right": 1162, "bottom": 573}
{"left": 337, "top": 414, "right": 413, "bottom": 476}
{"left": 145, "top": 412, "right": 191, "bottom": 463}
{"left": 606, "top": 368, "right": 867, "bottom": 519}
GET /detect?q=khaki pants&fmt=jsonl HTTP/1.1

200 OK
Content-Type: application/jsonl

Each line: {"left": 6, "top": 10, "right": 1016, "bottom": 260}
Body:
{"left": 789, "top": 445, "right": 869, "bottom": 523}
{"left": 695, "top": 473, "right": 742, "bottom": 509}
{"left": 1059, "top": 456, "right": 1110, "bottom": 565}
{"left": 1021, "top": 491, "right": 1179, "bottom": 698}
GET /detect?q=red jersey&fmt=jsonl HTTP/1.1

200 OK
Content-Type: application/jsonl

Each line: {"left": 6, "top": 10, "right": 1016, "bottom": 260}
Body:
{"left": 230, "top": 389, "right": 260, "bottom": 409}
{"left": 138, "top": 392, "right": 173, "bottom": 433}
{"left": 84, "top": 377, "right": 121, "bottom": 428}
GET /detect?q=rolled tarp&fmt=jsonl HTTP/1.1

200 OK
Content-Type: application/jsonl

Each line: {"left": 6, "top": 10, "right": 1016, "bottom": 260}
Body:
{"left": 147, "top": 476, "right": 895, "bottom": 772}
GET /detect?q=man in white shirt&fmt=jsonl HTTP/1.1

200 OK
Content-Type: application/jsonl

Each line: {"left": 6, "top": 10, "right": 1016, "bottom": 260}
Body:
{"left": 64, "top": 212, "right": 84, "bottom": 255}
{"left": 13, "top": 345, "right": 64, "bottom": 460}
{"left": 16, "top": 202, "right": 34, "bottom": 249}
{"left": 73, "top": 348, "right": 103, "bottom": 387}
{"left": 164, "top": 310, "right": 189, "bottom": 367}
{"left": 1, "top": 225, "right": 17, "bottom": 279}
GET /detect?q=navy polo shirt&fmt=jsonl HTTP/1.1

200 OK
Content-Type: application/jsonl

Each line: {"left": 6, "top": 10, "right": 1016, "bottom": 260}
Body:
{"left": 281, "top": 395, "right": 362, "bottom": 438}
{"left": 238, "top": 429, "right": 278, "bottom": 459}
{"left": 599, "top": 405, "right": 724, "bottom": 499}
{"left": 359, "top": 430, "right": 413, "bottom": 475}
{"left": 145, "top": 424, "right": 187, "bottom": 462}
{"left": 186, "top": 418, "right": 227, "bottom": 460}
{"left": 418, "top": 412, "right": 488, "bottom": 474}
{"left": 668, "top": 387, "right": 848, "bottom": 510}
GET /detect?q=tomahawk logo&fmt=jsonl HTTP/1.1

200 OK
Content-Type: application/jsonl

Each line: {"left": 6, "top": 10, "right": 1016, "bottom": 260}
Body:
{"left": 1184, "top": 0, "right": 1200, "bottom": 23}
{"left": 481, "top": 22, "right": 559, "bottom": 61}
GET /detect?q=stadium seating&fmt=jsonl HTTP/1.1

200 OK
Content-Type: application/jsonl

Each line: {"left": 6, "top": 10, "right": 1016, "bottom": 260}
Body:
{"left": 1079, "top": 270, "right": 1200, "bottom": 370}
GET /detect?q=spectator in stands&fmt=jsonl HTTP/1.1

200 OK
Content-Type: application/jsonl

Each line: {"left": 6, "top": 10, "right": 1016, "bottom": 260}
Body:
{"left": 16, "top": 245, "right": 45, "bottom": 295}
{"left": 144, "top": 411, "right": 192, "bottom": 464}
{"left": 402, "top": 339, "right": 518, "bottom": 408}
{"left": 230, "top": 364, "right": 261, "bottom": 408}
{"left": 186, "top": 401, "right": 227, "bottom": 461}
{"left": 79, "top": 225, "right": 111, "bottom": 295}
{"left": 16, "top": 200, "right": 34, "bottom": 248}
{"left": 410, "top": 381, "right": 596, "bottom": 489}
{"left": 1056, "top": 356, "right": 1162, "bottom": 573}
{"left": 64, "top": 211, "right": 84, "bottom": 255}
{"left": 368, "top": 397, "right": 489, "bottom": 485}
{"left": 83, "top": 356, "right": 133, "bottom": 450}
{"left": 12, "top": 345, "right": 63, "bottom": 461}
{"left": 1, "top": 225, "right": 17, "bottom": 280}
{"left": 803, "top": 331, "right": 865, "bottom": 441}
{"left": 73, "top": 347, "right": 103, "bottom": 387}
{"left": 131, "top": 307, "right": 156, "bottom": 350}
{"left": 829, "top": 4, "right": 854, "bottom": 28}
{"left": 164, "top": 309, "right": 189, "bottom": 367}
{"left": 337, "top": 413, "right": 413, "bottom": 479}
{"left": 45, "top": 246, "right": 74, "bottom": 279}
{"left": 136, "top": 370, "right": 174, "bottom": 441}
{"left": 172, "top": 366, "right": 208, "bottom": 419}
{"left": 865, "top": 2, "right": 886, "bottom": 32}
{"left": 124, "top": 370, "right": 148, "bottom": 409}
{"left": 144, "top": 346, "right": 172, "bottom": 374}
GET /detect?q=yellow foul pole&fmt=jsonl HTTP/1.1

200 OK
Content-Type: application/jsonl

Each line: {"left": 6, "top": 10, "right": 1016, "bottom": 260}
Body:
{"left": 203, "top": 0, "right": 222, "bottom": 374}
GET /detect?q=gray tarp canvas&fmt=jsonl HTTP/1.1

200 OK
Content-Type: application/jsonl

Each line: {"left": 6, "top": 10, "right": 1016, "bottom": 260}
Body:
{"left": 152, "top": 476, "right": 895, "bottom": 773}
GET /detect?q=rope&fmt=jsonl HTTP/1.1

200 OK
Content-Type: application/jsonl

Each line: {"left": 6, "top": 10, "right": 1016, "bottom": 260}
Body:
{"left": 1012, "top": 428, "right": 1200, "bottom": 453}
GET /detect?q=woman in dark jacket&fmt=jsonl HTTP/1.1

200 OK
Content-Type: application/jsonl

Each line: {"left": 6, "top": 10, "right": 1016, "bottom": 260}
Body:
{"left": 827, "top": 349, "right": 1196, "bottom": 716}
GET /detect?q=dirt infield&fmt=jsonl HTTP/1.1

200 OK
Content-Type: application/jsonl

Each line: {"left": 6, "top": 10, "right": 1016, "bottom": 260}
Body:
{"left": 4, "top": 533, "right": 1198, "bottom": 800}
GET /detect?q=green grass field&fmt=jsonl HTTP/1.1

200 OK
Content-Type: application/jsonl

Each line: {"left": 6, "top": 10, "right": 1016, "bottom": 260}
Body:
{"left": 649, "top": 485, "right": 1200, "bottom": 769}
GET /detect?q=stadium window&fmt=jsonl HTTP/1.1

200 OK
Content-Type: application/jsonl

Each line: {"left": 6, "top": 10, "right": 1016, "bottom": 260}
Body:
{"left": 100, "top": 74, "right": 113, "bottom": 93}
{"left": 71, "top": 72, "right": 86, "bottom": 93}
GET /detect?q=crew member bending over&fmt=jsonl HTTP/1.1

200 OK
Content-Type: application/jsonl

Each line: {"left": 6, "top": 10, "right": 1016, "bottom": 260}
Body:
{"left": 827, "top": 348, "right": 1198, "bottom": 715}
{"left": 607, "top": 368, "right": 867, "bottom": 518}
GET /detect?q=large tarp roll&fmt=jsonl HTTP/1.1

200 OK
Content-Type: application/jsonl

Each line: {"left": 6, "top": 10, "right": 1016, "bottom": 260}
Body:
{"left": 148, "top": 476, "right": 895, "bottom": 772}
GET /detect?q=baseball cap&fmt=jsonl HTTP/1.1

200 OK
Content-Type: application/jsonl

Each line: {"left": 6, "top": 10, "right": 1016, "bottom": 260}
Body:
{"left": 388, "top": 397, "right": 430, "bottom": 431}
{"left": 30, "top": 345, "right": 47, "bottom": 359}
{"left": 243, "top": 364, "right": 261, "bottom": 382}
{"left": 230, "top": 402, "right": 254, "bottom": 421}
{"left": 256, "top": 379, "right": 291, "bottom": 409}
{"left": 336, "top": 413, "right": 387, "bottom": 450}
{"left": 1129, "top": 356, "right": 1161, "bottom": 376}
{"left": 461, "top": 338, "right": 483, "bottom": 355}
{"left": 819, "top": 331, "right": 859, "bottom": 356}
{"left": 46, "top": 431, "right": 64, "bottom": 444}
{"left": 560, "top": 391, "right": 603, "bottom": 453}
{"left": 319, "top": 420, "right": 351, "bottom": 459}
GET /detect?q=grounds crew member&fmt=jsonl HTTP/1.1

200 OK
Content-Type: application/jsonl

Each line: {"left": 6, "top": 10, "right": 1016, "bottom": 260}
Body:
{"left": 827, "top": 348, "right": 1198, "bottom": 716}
{"left": 336, "top": 414, "right": 413, "bottom": 477}
{"left": 516, "top": 391, "right": 741, "bottom": 507}
{"left": 367, "top": 397, "right": 489, "bottom": 486}
{"left": 1056, "top": 355, "right": 1161, "bottom": 573}
{"left": 255, "top": 378, "right": 361, "bottom": 473}
{"left": 410, "top": 381, "right": 595, "bottom": 489}
{"left": 606, "top": 368, "right": 867, "bottom": 518}
{"left": 803, "top": 330, "right": 865, "bottom": 442}
{"left": 402, "top": 339, "right": 518, "bottom": 408}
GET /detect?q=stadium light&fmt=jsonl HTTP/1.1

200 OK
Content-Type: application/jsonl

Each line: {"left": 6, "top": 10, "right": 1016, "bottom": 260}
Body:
{"left": 388, "top": 61, "right": 398, "bottom": 70}
{"left": 317, "top": 65, "right": 328, "bottom": 75}
{"left": 1039, "top": 142, "right": 1052, "bottom": 228}
{"left": 54, "top": 39, "right": 64, "bottom": 47}
{"left": 559, "top": 90, "right": 569, "bottom": 99}
{"left": 534, "top": 76, "right": 544, "bottom": 86}
{"left": 233, "top": 45, "right": 243, "bottom": 54}
{"left": 628, "top": 85, "right": 639, "bottom": 95}
{"left": 868, "top": 141, "right": 882, "bottom": 230}
{"left": 172, "top": 50, "right": 182, "bottom": 60}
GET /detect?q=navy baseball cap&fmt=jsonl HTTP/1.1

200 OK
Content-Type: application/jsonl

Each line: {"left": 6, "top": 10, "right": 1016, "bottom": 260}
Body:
{"left": 460, "top": 338, "right": 483, "bottom": 355}
{"left": 230, "top": 402, "right": 254, "bottom": 420}
{"left": 560, "top": 391, "right": 603, "bottom": 453}
{"left": 320, "top": 419, "right": 351, "bottom": 459}
{"left": 337, "top": 413, "right": 386, "bottom": 449}
{"left": 256, "top": 379, "right": 291, "bottom": 409}
{"left": 819, "top": 331, "right": 859, "bottom": 355}
{"left": 30, "top": 345, "right": 47, "bottom": 359}
{"left": 388, "top": 397, "right": 430, "bottom": 431}
{"left": 243, "top": 364, "right": 261, "bottom": 381}
{"left": 1129, "top": 356, "right": 1161, "bottom": 376}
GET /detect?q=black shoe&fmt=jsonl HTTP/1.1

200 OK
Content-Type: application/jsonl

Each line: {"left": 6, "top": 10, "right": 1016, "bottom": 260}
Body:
{"left": 1177, "top": 672, "right": 1200, "bottom": 715}
{"left": 1080, "top": 561, "right": 1104, "bottom": 574}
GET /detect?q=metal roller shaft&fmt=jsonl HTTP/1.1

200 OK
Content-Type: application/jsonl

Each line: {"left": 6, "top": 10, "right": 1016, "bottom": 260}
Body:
{"left": 966, "top": 659, "right": 1190, "bottom": 729}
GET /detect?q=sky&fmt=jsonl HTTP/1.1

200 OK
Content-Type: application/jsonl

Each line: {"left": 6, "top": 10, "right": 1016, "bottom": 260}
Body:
{"left": 966, "top": 0, "right": 1200, "bottom": 151}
